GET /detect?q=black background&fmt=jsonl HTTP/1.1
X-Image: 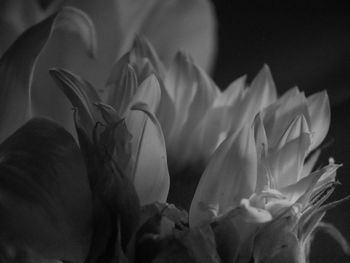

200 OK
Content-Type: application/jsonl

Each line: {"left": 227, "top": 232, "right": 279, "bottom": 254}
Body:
{"left": 210, "top": 2, "right": 350, "bottom": 262}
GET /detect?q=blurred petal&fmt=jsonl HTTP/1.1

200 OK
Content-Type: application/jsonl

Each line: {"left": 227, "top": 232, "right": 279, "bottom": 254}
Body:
{"left": 105, "top": 62, "right": 138, "bottom": 114}
{"left": 0, "top": 0, "right": 55, "bottom": 54}
{"left": 127, "top": 74, "right": 161, "bottom": 114}
{"left": 0, "top": 118, "right": 92, "bottom": 262}
{"left": 307, "top": 90, "right": 330, "bottom": 151}
{"left": 115, "top": 0, "right": 217, "bottom": 72}
{"left": 0, "top": 6, "right": 96, "bottom": 142}
{"left": 214, "top": 75, "right": 246, "bottom": 107}
{"left": 131, "top": 35, "right": 166, "bottom": 78}
{"left": 128, "top": 103, "right": 170, "bottom": 205}
{"left": 171, "top": 64, "right": 219, "bottom": 164}
{"left": 316, "top": 222, "right": 350, "bottom": 255}
{"left": 164, "top": 52, "right": 197, "bottom": 143}
{"left": 189, "top": 125, "right": 257, "bottom": 227}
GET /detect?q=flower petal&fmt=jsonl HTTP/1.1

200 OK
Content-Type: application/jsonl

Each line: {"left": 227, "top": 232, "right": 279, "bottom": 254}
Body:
{"left": 225, "top": 65, "right": 277, "bottom": 136}
{"left": 105, "top": 62, "right": 138, "bottom": 115}
{"left": 214, "top": 75, "right": 246, "bottom": 107}
{"left": 115, "top": 0, "right": 217, "bottom": 72}
{"left": 0, "top": 6, "right": 96, "bottom": 142}
{"left": 307, "top": 90, "right": 330, "bottom": 151}
{"left": 316, "top": 222, "right": 350, "bottom": 255}
{"left": 189, "top": 124, "right": 257, "bottom": 227}
{"left": 267, "top": 132, "right": 311, "bottom": 189}
{"left": 169, "top": 63, "right": 219, "bottom": 165}
{"left": 262, "top": 88, "right": 310, "bottom": 149}
{"left": 127, "top": 103, "right": 170, "bottom": 205}
{"left": 164, "top": 52, "right": 197, "bottom": 143}
{"left": 275, "top": 115, "right": 310, "bottom": 151}
{"left": 0, "top": 118, "right": 92, "bottom": 262}
{"left": 49, "top": 68, "right": 101, "bottom": 136}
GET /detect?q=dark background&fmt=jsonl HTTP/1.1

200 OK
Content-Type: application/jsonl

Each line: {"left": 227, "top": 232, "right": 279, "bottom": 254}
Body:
{"left": 210, "top": 2, "right": 350, "bottom": 262}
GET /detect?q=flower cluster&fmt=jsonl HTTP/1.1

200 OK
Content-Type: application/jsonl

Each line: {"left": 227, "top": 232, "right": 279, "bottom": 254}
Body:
{"left": 0, "top": 1, "right": 349, "bottom": 263}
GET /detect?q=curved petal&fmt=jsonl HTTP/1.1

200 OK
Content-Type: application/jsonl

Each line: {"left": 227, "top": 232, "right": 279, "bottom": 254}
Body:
{"left": 189, "top": 125, "right": 257, "bottom": 227}
{"left": 127, "top": 103, "right": 170, "bottom": 205}
{"left": 0, "top": 6, "right": 96, "bottom": 142}
{"left": 0, "top": 118, "right": 92, "bottom": 262}
{"left": 115, "top": 0, "right": 217, "bottom": 72}
{"left": 168, "top": 62, "right": 219, "bottom": 165}
{"left": 307, "top": 90, "right": 330, "bottom": 151}
{"left": 49, "top": 68, "right": 101, "bottom": 137}
{"left": 226, "top": 65, "right": 277, "bottom": 136}
{"left": 0, "top": 0, "right": 62, "bottom": 54}
{"left": 262, "top": 88, "right": 310, "bottom": 149}
{"left": 267, "top": 133, "right": 311, "bottom": 189}
{"left": 164, "top": 52, "right": 197, "bottom": 143}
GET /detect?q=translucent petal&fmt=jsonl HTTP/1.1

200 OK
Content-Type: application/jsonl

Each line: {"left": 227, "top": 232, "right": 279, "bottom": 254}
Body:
{"left": 164, "top": 52, "right": 197, "bottom": 143}
{"left": 127, "top": 103, "right": 170, "bottom": 205}
{"left": 316, "top": 222, "right": 350, "bottom": 255}
{"left": 189, "top": 125, "right": 257, "bottom": 227}
{"left": 115, "top": 0, "right": 217, "bottom": 72}
{"left": 275, "top": 115, "right": 310, "bottom": 151}
{"left": 263, "top": 88, "right": 310, "bottom": 149}
{"left": 267, "top": 133, "right": 311, "bottom": 189}
{"left": 307, "top": 90, "right": 330, "bottom": 151}
{"left": 105, "top": 62, "right": 138, "bottom": 115}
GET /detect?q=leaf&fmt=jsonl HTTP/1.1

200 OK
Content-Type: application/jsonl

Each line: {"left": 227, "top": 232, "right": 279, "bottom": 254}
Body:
{"left": 0, "top": 6, "right": 96, "bottom": 142}
{"left": 0, "top": 118, "right": 92, "bottom": 262}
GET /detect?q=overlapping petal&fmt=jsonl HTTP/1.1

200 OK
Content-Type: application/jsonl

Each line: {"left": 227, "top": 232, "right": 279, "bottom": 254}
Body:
{"left": 189, "top": 124, "right": 257, "bottom": 227}
{"left": 0, "top": 6, "right": 96, "bottom": 142}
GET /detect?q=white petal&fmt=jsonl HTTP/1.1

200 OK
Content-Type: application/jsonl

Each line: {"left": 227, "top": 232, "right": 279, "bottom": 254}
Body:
{"left": 170, "top": 64, "right": 218, "bottom": 164}
{"left": 307, "top": 90, "right": 330, "bottom": 151}
{"left": 301, "top": 149, "right": 320, "bottom": 178}
{"left": 164, "top": 52, "right": 197, "bottom": 142}
{"left": 189, "top": 125, "right": 257, "bottom": 227}
{"left": 263, "top": 88, "right": 310, "bottom": 149}
{"left": 249, "top": 65, "right": 277, "bottom": 108}
{"left": 214, "top": 75, "right": 246, "bottom": 107}
{"left": 225, "top": 65, "right": 277, "bottom": 136}
{"left": 267, "top": 133, "right": 311, "bottom": 189}
{"left": 127, "top": 103, "right": 170, "bottom": 205}
{"left": 276, "top": 115, "right": 310, "bottom": 151}
{"left": 126, "top": 74, "right": 160, "bottom": 113}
